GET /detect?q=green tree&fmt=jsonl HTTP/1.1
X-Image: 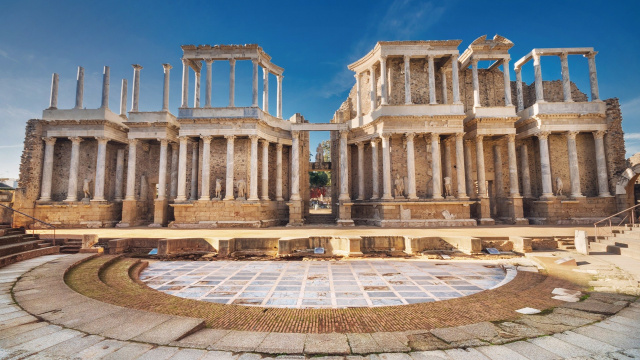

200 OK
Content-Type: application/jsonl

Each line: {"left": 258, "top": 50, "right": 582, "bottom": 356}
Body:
{"left": 309, "top": 171, "right": 330, "bottom": 187}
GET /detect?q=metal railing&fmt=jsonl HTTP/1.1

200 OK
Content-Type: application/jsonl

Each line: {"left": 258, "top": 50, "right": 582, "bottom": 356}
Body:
{"left": 593, "top": 203, "right": 640, "bottom": 242}
{"left": 0, "top": 204, "right": 55, "bottom": 242}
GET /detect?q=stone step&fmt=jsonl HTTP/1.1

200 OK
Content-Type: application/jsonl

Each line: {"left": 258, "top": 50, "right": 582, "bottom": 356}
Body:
{"left": 0, "top": 234, "right": 35, "bottom": 246}
{"left": 0, "top": 240, "right": 47, "bottom": 258}
{"left": 0, "top": 245, "right": 60, "bottom": 268}
{"left": 590, "top": 242, "right": 640, "bottom": 260}
{"left": 598, "top": 238, "right": 640, "bottom": 251}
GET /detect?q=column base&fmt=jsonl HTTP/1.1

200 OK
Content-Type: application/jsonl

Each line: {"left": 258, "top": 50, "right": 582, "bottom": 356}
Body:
{"left": 276, "top": 197, "right": 284, "bottom": 201}
{"left": 571, "top": 194, "right": 586, "bottom": 199}
{"left": 63, "top": 198, "right": 77, "bottom": 203}
{"left": 339, "top": 194, "right": 351, "bottom": 201}
{"left": 598, "top": 193, "right": 613, "bottom": 198}
{"left": 261, "top": 197, "right": 270, "bottom": 201}
{"left": 457, "top": 195, "right": 470, "bottom": 200}
{"left": 37, "top": 198, "right": 52, "bottom": 203}
{"left": 539, "top": 194, "right": 555, "bottom": 201}
{"left": 371, "top": 195, "right": 379, "bottom": 200}
{"left": 381, "top": 195, "right": 393, "bottom": 200}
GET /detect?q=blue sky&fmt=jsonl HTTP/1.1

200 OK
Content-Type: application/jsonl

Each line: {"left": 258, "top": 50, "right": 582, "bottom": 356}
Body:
{"left": 1, "top": 0, "right": 639, "bottom": 179}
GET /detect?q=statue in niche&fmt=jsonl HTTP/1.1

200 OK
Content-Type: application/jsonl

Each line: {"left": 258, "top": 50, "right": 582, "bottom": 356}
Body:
{"left": 236, "top": 179, "right": 246, "bottom": 199}
{"left": 214, "top": 178, "right": 222, "bottom": 199}
{"left": 444, "top": 176, "right": 452, "bottom": 198}
{"left": 82, "top": 179, "right": 92, "bottom": 200}
{"left": 315, "top": 143, "right": 324, "bottom": 164}
{"left": 555, "top": 177, "right": 564, "bottom": 196}
{"left": 394, "top": 174, "right": 405, "bottom": 199}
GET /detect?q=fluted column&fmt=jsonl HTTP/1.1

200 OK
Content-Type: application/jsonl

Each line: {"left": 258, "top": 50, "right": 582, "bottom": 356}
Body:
{"left": 537, "top": 132, "right": 554, "bottom": 199}
{"left": 586, "top": 52, "right": 600, "bottom": 101}
{"left": 452, "top": 54, "right": 461, "bottom": 104}
{"left": 471, "top": 58, "right": 480, "bottom": 107}
{"left": 371, "top": 139, "right": 380, "bottom": 200}
{"left": 193, "top": 66, "right": 201, "bottom": 108}
{"left": 199, "top": 136, "right": 212, "bottom": 201}
{"left": 181, "top": 60, "right": 189, "bottom": 108}
{"left": 464, "top": 139, "right": 474, "bottom": 198}
{"left": 506, "top": 135, "right": 520, "bottom": 197}
{"left": 74, "top": 66, "right": 84, "bottom": 109}
{"left": 428, "top": 55, "right": 436, "bottom": 104}
{"left": 251, "top": 60, "right": 259, "bottom": 107}
{"left": 515, "top": 68, "right": 524, "bottom": 112}
{"left": 277, "top": 75, "right": 283, "bottom": 119}
{"left": 261, "top": 140, "right": 269, "bottom": 200}
{"left": 405, "top": 133, "right": 417, "bottom": 199}
{"left": 431, "top": 133, "right": 443, "bottom": 199}
{"left": 369, "top": 66, "right": 377, "bottom": 112}
{"left": 92, "top": 137, "right": 108, "bottom": 201}
{"left": 176, "top": 137, "right": 189, "bottom": 202}
{"left": 204, "top": 59, "right": 213, "bottom": 108}
{"left": 262, "top": 68, "right": 269, "bottom": 113}
{"left": 455, "top": 133, "right": 468, "bottom": 199}
{"left": 125, "top": 139, "right": 138, "bottom": 200}
{"left": 560, "top": 53, "right": 572, "bottom": 102}
{"left": 39, "top": 137, "right": 56, "bottom": 201}
{"left": 441, "top": 67, "right": 448, "bottom": 104}
{"left": 120, "top": 79, "right": 127, "bottom": 116}
{"left": 380, "top": 56, "right": 388, "bottom": 105}
{"left": 593, "top": 131, "right": 610, "bottom": 196}
{"left": 355, "top": 73, "right": 362, "bottom": 121}
{"left": 533, "top": 53, "right": 544, "bottom": 103}
{"left": 566, "top": 131, "right": 583, "bottom": 198}
{"left": 356, "top": 142, "right": 365, "bottom": 200}
{"left": 189, "top": 143, "right": 198, "bottom": 200}
{"left": 404, "top": 55, "right": 412, "bottom": 104}
{"left": 131, "top": 64, "right": 142, "bottom": 112}
{"left": 502, "top": 58, "right": 512, "bottom": 106}
{"left": 493, "top": 144, "right": 504, "bottom": 198}
{"left": 114, "top": 149, "right": 125, "bottom": 201}
{"left": 65, "top": 137, "right": 83, "bottom": 202}
{"left": 520, "top": 144, "right": 532, "bottom": 198}
{"left": 156, "top": 139, "right": 169, "bottom": 200}
{"left": 443, "top": 138, "right": 452, "bottom": 183}
{"left": 229, "top": 59, "right": 236, "bottom": 107}
{"left": 162, "top": 64, "right": 172, "bottom": 111}
{"left": 339, "top": 130, "right": 350, "bottom": 201}
{"left": 248, "top": 135, "right": 259, "bottom": 201}
{"left": 170, "top": 143, "right": 178, "bottom": 199}
{"left": 48, "top": 73, "right": 59, "bottom": 109}
{"left": 381, "top": 134, "right": 392, "bottom": 200}
{"left": 100, "top": 66, "right": 110, "bottom": 109}
{"left": 224, "top": 135, "right": 235, "bottom": 200}
{"left": 290, "top": 132, "right": 301, "bottom": 201}
{"left": 276, "top": 143, "right": 284, "bottom": 201}
{"left": 476, "top": 135, "right": 487, "bottom": 198}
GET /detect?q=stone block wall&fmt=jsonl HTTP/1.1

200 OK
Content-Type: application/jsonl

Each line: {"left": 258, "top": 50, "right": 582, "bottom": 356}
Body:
{"left": 170, "top": 200, "right": 287, "bottom": 228}
{"left": 33, "top": 202, "right": 122, "bottom": 228}
{"left": 525, "top": 197, "right": 616, "bottom": 224}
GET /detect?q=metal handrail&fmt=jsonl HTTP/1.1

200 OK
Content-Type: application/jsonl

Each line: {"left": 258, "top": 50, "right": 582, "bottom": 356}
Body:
{"left": 593, "top": 203, "right": 640, "bottom": 242}
{"left": 0, "top": 204, "right": 55, "bottom": 243}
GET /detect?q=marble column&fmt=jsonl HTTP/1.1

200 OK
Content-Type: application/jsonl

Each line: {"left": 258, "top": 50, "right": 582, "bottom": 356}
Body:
{"left": 381, "top": 134, "right": 392, "bottom": 200}
{"left": 170, "top": 143, "right": 178, "bottom": 199}
{"left": 49, "top": 73, "right": 59, "bottom": 109}
{"left": 443, "top": 138, "right": 452, "bottom": 183}
{"left": 537, "top": 132, "right": 554, "bottom": 198}
{"left": 357, "top": 142, "right": 365, "bottom": 200}
{"left": 506, "top": 135, "right": 520, "bottom": 197}
{"left": 405, "top": 133, "right": 418, "bottom": 199}
{"left": 452, "top": 54, "right": 461, "bottom": 104}
{"left": 120, "top": 79, "right": 128, "bottom": 116}
{"left": 339, "top": 130, "right": 350, "bottom": 201}
{"left": 455, "top": 133, "right": 468, "bottom": 199}
{"left": 404, "top": 55, "right": 412, "bottom": 104}
{"left": 125, "top": 139, "right": 138, "bottom": 200}
{"left": 276, "top": 143, "right": 284, "bottom": 201}
{"left": 441, "top": 67, "right": 448, "bottom": 104}
{"left": 157, "top": 139, "right": 169, "bottom": 200}
{"left": 428, "top": 55, "right": 436, "bottom": 104}
{"left": 131, "top": 64, "right": 142, "bottom": 112}
{"left": 199, "top": 136, "right": 212, "bottom": 201}
{"left": 114, "top": 149, "right": 125, "bottom": 201}
{"left": 471, "top": 59, "right": 480, "bottom": 107}
{"left": 224, "top": 135, "right": 235, "bottom": 200}
{"left": 39, "top": 137, "right": 56, "bottom": 201}
{"left": 261, "top": 140, "right": 269, "bottom": 200}
{"left": 533, "top": 53, "right": 544, "bottom": 103}
{"left": 290, "top": 132, "right": 301, "bottom": 201}
{"left": 74, "top": 66, "right": 84, "bottom": 109}
{"left": 369, "top": 66, "right": 377, "bottom": 112}
{"left": 476, "top": 135, "right": 487, "bottom": 198}
{"left": 502, "top": 58, "right": 512, "bottom": 106}
{"left": 162, "top": 64, "right": 172, "bottom": 111}
{"left": 464, "top": 139, "right": 474, "bottom": 198}
{"left": 566, "top": 131, "right": 583, "bottom": 198}
{"left": 355, "top": 73, "right": 362, "bottom": 120}
{"left": 431, "top": 133, "right": 443, "bottom": 199}
{"left": 277, "top": 75, "right": 283, "bottom": 118}
{"left": 586, "top": 52, "right": 600, "bottom": 101}
{"left": 593, "top": 131, "right": 610, "bottom": 196}
{"left": 189, "top": 144, "right": 198, "bottom": 200}
{"left": 520, "top": 144, "right": 533, "bottom": 198}
{"left": 248, "top": 135, "right": 259, "bottom": 201}
{"left": 493, "top": 144, "right": 504, "bottom": 198}
{"left": 262, "top": 68, "right": 269, "bottom": 113}
{"left": 92, "top": 137, "right": 108, "bottom": 201}
{"left": 181, "top": 60, "right": 189, "bottom": 108}
{"left": 560, "top": 53, "right": 572, "bottom": 102}
{"left": 229, "top": 59, "right": 236, "bottom": 107}
{"left": 252, "top": 60, "right": 259, "bottom": 107}
{"left": 515, "top": 68, "right": 524, "bottom": 112}
{"left": 204, "top": 59, "right": 213, "bottom": 108}
{"left": 176, "top": 137, "right": 189, "bottom": 202}
{"left": 194, "top": 66, "right": 201, "bottom": 108}
{"left": 371, "top": 139, "right": 379, "bottom": 199}
{"left": 100, "top": 66, "right": 110, "bottom": 109}
{"left": 65, "top": 137, "right": 83, "bottom": 202}
{"left": 380, "top": 56, "right": 388, "bottom": 105}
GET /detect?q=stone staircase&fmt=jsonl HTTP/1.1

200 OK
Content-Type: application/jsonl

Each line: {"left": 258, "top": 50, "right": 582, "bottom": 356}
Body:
{"left": 0, "top": 225, "right": 60, "bottom": 268}
{"left": 556, "top": 237, "right": 576, "bottom": 250}
{"left": 591, "top": 225, "right": 640, "bottom": 260}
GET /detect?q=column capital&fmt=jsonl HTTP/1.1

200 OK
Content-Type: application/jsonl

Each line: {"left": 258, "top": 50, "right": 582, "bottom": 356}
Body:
{"left": 69, "top": 136, "right": 83, "bottom": 144}
{"left": 455, "top": 132, "right": 465, "bottom": 140}
{"left": 277, "top": 74, "right": 283, "bottom": 80}
{"left": 229, "top": 58, "right": 236, "bottom": 65}
{"left": 380, "top": 55, "right": 387, "bottom": 61}
{"left": 381, "top": 132, "right": 391, "bottom": 140}
{"left": 224, "top": 134, "right": 235, "bottom": 141}
{"left": 178, "top": 136, "right": 190, "bottom": 143}
{"left": 405, "top": 132, "right": 415, "bottom": 141}
{"left": 357, "top": 141, "right": 365, "bottom": 149}
{"left": 128, "top": 138, "right": 138, "bottom": 146}
{"left": 430, "top": 133, "right": 440, "bottom": 142}
{"left": 593, "top": 130, "right": 607, "bottom": 139}
{"left": 532, "top": 52, "right": 541, "bottom": 65}
{"left": 170, "top": 142, "right": 178, "bottom": 151}
{"left": 370, "top": 138, "right": 379, "bottom": 146}
{"left": 566, "top": 131, "right": 579, "bottom": 140}
{"left": 464, "top": 138, "right": 473, "bottom": 145}
{"left": 260, "top": 139, "right": 269, "bottom": 146}
{"left": 584, "top": 51, "right": 598, "bottom": 59}
{"left": 506, "top": 133, "right": 516, "bottom": 143}
{"left": 354, "top": 73, "right": 360, "bottom": 80}
{"left": 132, "top": 64, "right": 143, "bottom": 70}
{"left": 403, "top": 55, "right": 410, "bottom": 63}
{"left": 276, "top": 142, "right": 283, "bottom": 150}
{"left": 181, "top": 58, "right": 188, "bottom": 66}
{"left": 475, "top": 134, "right": 484, "bottom": 142}
{"left": 291, "top": 131, "right": 300, "bottom": 139}
{"left": 200, "top": 135, "right": 213, "bottom": 142}
{"left": 369, "top": 66, "right": 375, "bottom": 75}
{"left": 204, "top": 58, "right": 214, "bottom": 65}
{"left": 537, "top": 131, "right": 551, "bottom": 140}
{"left": 249, "top": 134, "right": 259, "bottom": 142}
{"left": 559, "top": 52, "right": 569, "bottom": 61}
{"left": 162, "top": 63, "right": 173, "bottom": 71}
{"left": 503, "top": 57, "right": 511, "bottom": 63}
{"left": 95, "top": 136, "right": 109, "bottom": 144}
{"left": 43, "top": 137, "right": 57, "bottom": 145}
{"left": 471, "top": 57, "right": 479, "bottom": 65}
{"left": 339, "top": 129, "right": 349, "bottom": 139}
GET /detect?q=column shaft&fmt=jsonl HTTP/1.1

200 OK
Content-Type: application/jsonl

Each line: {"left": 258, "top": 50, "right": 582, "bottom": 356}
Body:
{"left": 190, "top": 144, "right": 198, "bottom": 200}
{"left": 452, "top": 54, "right": 461, "bottom": 104}
{"left": 194, "top": 68, "right": 201, "bottom": 108}
{"left": 125, "top": 139, "right": 137, "bottom": 200}
{"left": 65, "top": 137, "right": 83, "bottom": 202}
{"left": 49, "top": 73, "right": 59, "bottom": 109}
{"left": 339, "top": 131, "right": 350, "bottom": 201}
{"left": 515, "top": 68, "right": 524, "bottom": 112}
{"left": 594, "top": 131, "right": 610, "bottom": 196}
{"left": 290, "top": 132, "right": 301, "bottom": 201}
{"left": 355, "top": 74, "right": 362, "bottom": 120}
{"left": 441, "top": 67, "right": 448, "bottom": 104}
{"left": 506, "top": 135, "right": 520, "bottom": 197}
{"left": 176, "top": 137, "right": 189, "bottom": 201}
{"left": 170, "top": 143, "right": 178, "bottom": 199}
{"left": 493, "top": 145, "right": 504, "bottom": 198}
{"left": 92, "top": 137, "right": 108, "bottom": 201}
{"left": 249, "top": 136, "right": 259, "bottom": 201}
{"left": 587, "top": 53, "right": 600, "bottom": 101}
{"left": 120, "top": 79, "right": 128, "bottom": 116}
{"left": 380, "top": 57, "right": 388, "bottom": 105}
{"left": 162, "top": 64, "right": 172, "bottom": 111}
{"left": 252, "top": 60, "right": 259, "bottom": 107}
{"left": 229, "top": 59, "right": 236, "bottom": 107}
{"left": 74, "top": 67, "right": 84, "bottom": 109}
{"left": 371, "top": 139, "right": 379, "bottom": 199}
{"left": 538, "top": 132, "right": 554, "bottom": 198}
{"left": 100, "top": 66, "right": 110, "bottom": 109}
{"left": 39, "top": 138, "right": 56, "bottom": 201}
{"left": 205, "top": 60, "right": 213, "bottom": 108}
{"left": 533, "top": 54, "right": 544, "bottom": 102}
{"left": 114, "top": 149, "right": 125, "bottom": 201}
{"left": 277, "top": 75, "right": 283, "bottom": 118}
{"left": 181, "top": 60, "right": 189, "bottom": 108}
{"left": 369, "top": 67, "right": 376, "bottom": 112}
{"left": 502, "top": 59, "right": 512, "bottom": 106}
{"left": 224, "top": 136, "right": 235, "bottom": 200}
{"left": 560, "top": 53, "right": 572, "bottom": 102}
{"left": 566, "top": 132, "right": 583, "bottom": 197}
{"left": 381, "top": 135, "right": 392, "bottom": 200}
{"left": 464, "top": 140, "right": 474, "bottom": 198}
{"left": 471, "top": 59, "right": 480, "bottom": 107}
{"left": 520, "top": 144, "right": 533, "bottom": 198}
{"left": 357, "top": 142, "right": 365, "bottom": 200}
{"left": 199, "top": 136, "right": 212, "bottom": 200}
{"left": 261, "top": 140, "right": 269, "bottom": 200}
{"left": 406, "top": 134, "right": 417, "bottom": 199}
{"left": 262, "top": 68, "right": 269, "bottom": 113}
{"left": 443, "top": 138, "right": 452, "bottom": 182}
{"left": 276, "top": 143, "right": 284, "bottom": 200}
{"left": 431, "top": 133, "right": 443, "bottom": 199}
{"left": 428, "top": 56, "right": 436, "bottom": 104}
{"left": 455, "top": 134, "right": 467, "bottom": 199}
{"left": 157, "top": 139, "right": 169, "bottom": 200}
{"left": 404, "top": 56, "right": 412, "bottom": 104}
{"left": 476, "top": 136, "right": 487, "bottom": 198}
{"left": 131, "top": 64, "right": 142, "bottom": 112}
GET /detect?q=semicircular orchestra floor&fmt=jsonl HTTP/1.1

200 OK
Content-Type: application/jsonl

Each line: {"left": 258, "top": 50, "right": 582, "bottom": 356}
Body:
{"left": 140, "top": 260, "right": 515, "bottom": 309}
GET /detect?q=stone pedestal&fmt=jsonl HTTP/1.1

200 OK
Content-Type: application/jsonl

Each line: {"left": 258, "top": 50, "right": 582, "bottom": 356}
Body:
{"left": 476, "top": 198, "right": 495, "bottom": 225}
{"left": 508, "top": 197, "right": 529, "bottom": 225}
{"left": 337, "top": 202, "right": 355, "bottom": 227}
{"left": 152, "top": 199, "right": 169, "bottom": 227}
{"left": 287, "top": 200, "right": 304, "bottom": 226}
{"left": 118, "top": 199, "right": 140, "bottom": 228}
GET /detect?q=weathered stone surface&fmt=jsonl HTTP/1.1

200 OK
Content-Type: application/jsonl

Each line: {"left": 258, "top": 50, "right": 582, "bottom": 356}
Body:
{"left": 304, "top": 333, "right": 350, "bottom": 355}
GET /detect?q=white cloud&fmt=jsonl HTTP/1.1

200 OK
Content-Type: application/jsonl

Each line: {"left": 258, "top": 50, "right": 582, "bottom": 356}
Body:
{"left": 624, "top": 133, "right": 640, "bottom": 140}
{"left": 622, "top": 95, "right": 640, "bottom": 120}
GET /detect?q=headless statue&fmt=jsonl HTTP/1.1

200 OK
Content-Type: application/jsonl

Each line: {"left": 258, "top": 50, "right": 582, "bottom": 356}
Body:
{"left": 236, "top": 179, "right": 246, "bottom": 199}
{"left": 215, "top": 178, "right": 222, "bottom": 199}
{"left": 556, "top": 177, "right": 564, "bottom": 196}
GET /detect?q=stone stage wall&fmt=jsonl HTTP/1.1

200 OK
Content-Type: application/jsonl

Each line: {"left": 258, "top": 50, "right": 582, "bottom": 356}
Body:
{"left": 524, "top": 196, "right": 617, "bottom": 224}
{"left": 170, "top": 200, "right": 289, "bottom": 228}
{"left": 32, "top": 202, "right": 122, "bottom": 228}
{"left": 351, "top": 201, "right": 476, "bottom": 227}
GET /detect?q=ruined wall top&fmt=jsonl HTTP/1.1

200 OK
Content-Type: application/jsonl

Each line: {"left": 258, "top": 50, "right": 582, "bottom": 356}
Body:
{"left": 181, "top": 44, "right": 284, "bottom": 75}
{"left": 458, "top": 34, "right": 513, "bottom": 68}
